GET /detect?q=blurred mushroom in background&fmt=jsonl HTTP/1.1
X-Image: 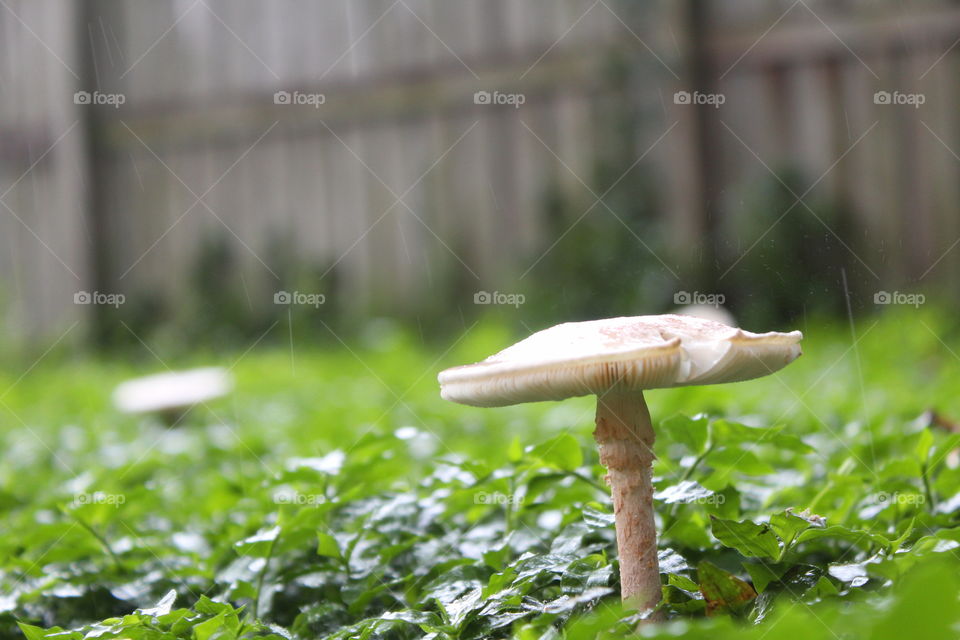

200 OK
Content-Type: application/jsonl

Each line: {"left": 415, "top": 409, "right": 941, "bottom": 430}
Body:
{"left": 112, "top": 367, "right": 233, "bottom": 425}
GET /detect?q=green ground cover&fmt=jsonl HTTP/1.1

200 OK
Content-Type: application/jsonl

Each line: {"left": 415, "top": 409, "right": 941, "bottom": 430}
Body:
{"left": 2, "top": 309, "right": 959, "bottom": 639}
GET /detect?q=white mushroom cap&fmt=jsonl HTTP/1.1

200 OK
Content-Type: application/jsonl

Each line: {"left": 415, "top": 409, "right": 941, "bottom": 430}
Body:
{"left": 438, "top": 315, "right": 801, "bottom": 407}
{"left": 673, "top": 304, "right": 737, "bottom": 327}
{"left": 113, "top": 367, "right": 233, "bottom": 414}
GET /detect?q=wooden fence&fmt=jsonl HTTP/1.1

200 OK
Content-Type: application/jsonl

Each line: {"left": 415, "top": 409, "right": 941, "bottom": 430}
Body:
{"left": 1, "top": 0, "right": 958, "bottom": 340}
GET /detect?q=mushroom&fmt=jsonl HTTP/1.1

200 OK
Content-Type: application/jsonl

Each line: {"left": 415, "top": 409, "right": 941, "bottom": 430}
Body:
{"left": 673, "top": 303, "right": 737, "bottom": 327}
{"left": 112, "top": 367, "right": 232, "bottom": 424}
{"left": 438, "top": 314, "right": 801, "bottom": 614}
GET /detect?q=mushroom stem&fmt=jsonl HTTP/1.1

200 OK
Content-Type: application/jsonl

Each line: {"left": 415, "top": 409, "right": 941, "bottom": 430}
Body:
{"left": 594, "top": 388, "right": 661, "bottom": 615}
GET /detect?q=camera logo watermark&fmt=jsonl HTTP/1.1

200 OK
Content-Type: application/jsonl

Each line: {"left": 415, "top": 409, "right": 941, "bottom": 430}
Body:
{"left": 874, "top": 291, "right": 924, "bottom": 308}
{"left": 474, "top": 290, "right": 525, "bottom": 308}
{"left": 474, "top": 491, "right": 523, "bottom": 505}
{"left": 74, "top": 90, "right": 126, "bottom": 108}
{"left": 674, "top": 291, "right": 725, "bottom": 307}
{"left": 274, "top": 90, "right": 326, "bottom": 108}
{"left": 474, "top": 90, "right": 526, "bottom": 109}
{"left": 674, "top": 90, "right": 725, "bottom": 108}
{"left": 873, "top": 90, "right": 925, "bottom": 108}
{"left": 73, "top": 492, "right": 126, "bottom": 507}
{"left": 274, "top": 290, "right": 326, "bottom": 308}
{"left": 74, "top": 291, "right": 125, "bottom": 308}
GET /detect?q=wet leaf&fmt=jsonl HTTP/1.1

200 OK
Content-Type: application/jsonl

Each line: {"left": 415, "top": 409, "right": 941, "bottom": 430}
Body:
{"left": 654, "top": 480, "right": 715, "bottom": 505}
{"left": 697, "top": 561, "right": 757, "bottom": 616}
{"left": 769, "top": 511, "right": 812, "bottom": 549}
{"left": 710, "top": 516, "right": 781, "bottom": 559}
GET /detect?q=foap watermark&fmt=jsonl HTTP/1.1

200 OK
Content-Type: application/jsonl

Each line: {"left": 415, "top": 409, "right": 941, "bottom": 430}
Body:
{"left": 274, "top": 492, "right": 326, "bottom": 507}
{"left": 874, "top": 291, "right": 925, "bottom": 308}
{"left": 656, "top": 482, "right": 727, "bottom": 505}
{"left": 674, "top": 90, "right": 725, "bottom": 108}
{"left": 474, "top": 290, "right": 525, "bottom": 308}
{"left": 74, "top": 290, "right": 125, "bottom": 308}
{"left": 873, "top": 90, "right": 925, "bottom": 108}
{"left": 274, "top": 90, "right": 326, "bottom": 108}
{"left": 74, "top": 90, "right": 126, "bottom": 108}
{"left": 692, "top": 493, "right": 726, "bottom": 505}
{"left": 876, "top": 491, "right": 924, "bottom": 506}
{"left": 73, "top": 491, "right": 126, "bottom": 507}
{"left": 274, "top": 290, "right": 326, "bottom": 308}
{"left": 474, "top": 90, "right": 525, "bottom": 109}
{"left": 674, "top": 291, "right": 725, "bottom": 307}
{"left": 474, "top": 491, "right": 523, "bottom": 505}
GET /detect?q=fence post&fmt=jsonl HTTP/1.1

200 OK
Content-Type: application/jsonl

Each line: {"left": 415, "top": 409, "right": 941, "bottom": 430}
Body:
{"left": 683, "top": 0, "right": 723, "bottom": 292}
{"left": 78, "top": 0, "right": 114, "bottom": 346}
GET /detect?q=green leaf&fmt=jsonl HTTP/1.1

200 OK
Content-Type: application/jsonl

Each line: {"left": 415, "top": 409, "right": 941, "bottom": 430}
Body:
{"left": 230, "top": 580, "right": 258, "bottom": 601}
{"left": 659, "top": 548, "right": 691, "bottom": 575}
{"left": 582, "top": 504, "right": 615, "bottom": 530}
{"left": 769, "top": 511, "right": 812, "bottom": 550}
{"left": 708, "top": 447, "right": 775, "bottom": 476}
{"left": 233, "top": 526, "right": 279, "bottom": 557}
{"left": 711, "top": 420, "right": 769, "bottom": 445}
{"left": 379, "top": 610, "right": 443, "bottom": 626}
{"left": 867, "top": 559, "right": 960, "bottom": 639}
{"left": 711, "top": 486, "right": 741, "bottom": 519}
{"left": 915, "top": 427, "right": 935, "bottom": 463}
{"left": 697, "top": 561, "right": 757, "bottom": 616}
{"left": 743, "top": 562, "right": 787, "bottom": 593}
{"left": 890, "top": 518, "right": 915, "bottom": 553}
{"left": 797, "top": 525, "right": 892, "bottom": 552}
{"left": 930, "top": 433, "right": 960, "bottom": 472}
{"left": 195, "top": 596, "right": 234, "bottom": 617}
{"left": 17, "top": 624, "right": 61, "bottom": 640}
{"left": 530, "top": 434, "right": 583, "bottom": 471}
{"left": 661, "top": 584, "right": 706, "bottom": 613}
{"left": 712, "top": 420, "right": 813, "bottom": 453}
{"left": 710, "top": 516, "right": 781, "bottom": 559}
{"left": 481, "top": 567, "right": 517, "bottom": 598}
{"left": 654, "top": 480, "right": 716, "bottom": 505}
{"left": 193, "top": 611, "right": 230, "bottom": 640}
{"left": 660, "top": 413, "right": 709, "bottom": 454}
{"left": 667, "top": 572, "right": 699, "bottom": 592}
{"left": 482, "top": 545, "right": 510, "bottom": 571}
{"left": 316, "top": 531, "right": 341, "bottom": 559}
{"left": 803, "top": 575, "right": 840, "bottom": 600}
{"left": 507, "top": 436, "right": 523, "bottom": 462}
